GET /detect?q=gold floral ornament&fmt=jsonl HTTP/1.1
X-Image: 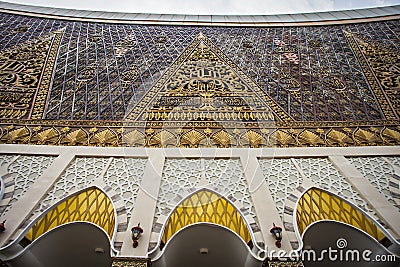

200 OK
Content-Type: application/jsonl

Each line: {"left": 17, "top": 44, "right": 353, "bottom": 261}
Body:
{"left": 212, "top": 130, "right": 233, "bottom": 147}
{"left": 1, "top": 125, "right": 31, "bottom": 143}
{"left": 180, "top": 129, "right": 206, "bottom": 148}
{"left": 112, "top": 257, "right": 150, "bottom": 267}
{"left": 354, "top": 128, "right": 383, "bottom": 145}
{"left": 60, "top": 128, "right": 89, "bottom": 146}
{"left": 269, "top": 129, "right": 296, "bottom": 147}
{"left": 89, "top": 128, "right": 119, "bottom": 146}
{"left": 298, "top": 129, "right": 324, "bottom": 146}
{"left": 122, "top": 129, "right": 146, "bottom": 147}
{"left": 381, "top": 127, "right": 400, "bottom": 144}
{"left": 148, "top": 129, "right": 176, "bottom": 147}
{"left": 30, "top": 127, "right": 60, "bottom": 145}
{"left": 241, "top": 130, "right": 264, "bottom": 148}
{"left": 326, "top": 129, "right": 354, "bottom": 146}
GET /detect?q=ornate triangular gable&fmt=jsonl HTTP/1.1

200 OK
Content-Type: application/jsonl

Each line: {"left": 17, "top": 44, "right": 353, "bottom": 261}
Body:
{"left": 344, "top": 31, "right": 399, "bottom": 120}
{"left": 0, "top": 29, "right": 64, "bottom": 120}
{"left": 126, "top": 33, "right": 292, "bottom": 127}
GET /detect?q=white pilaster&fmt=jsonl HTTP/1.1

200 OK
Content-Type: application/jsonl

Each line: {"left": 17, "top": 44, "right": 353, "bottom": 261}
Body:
{"left": 240, "top": 150, "right": 292, "bottom": 252}
{"left": 0, "top": 151, "right": 75, "bottom": 246}
{"left": 329, "top": 155, "right": 400, "bottom": 238}
{"left": 121, "top": 150, "right": 165, "bottom": 256}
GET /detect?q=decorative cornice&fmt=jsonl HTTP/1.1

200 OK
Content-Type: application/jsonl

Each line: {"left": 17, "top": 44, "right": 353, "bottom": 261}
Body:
{"left": 0, "top": 1, "right": 399, "bottom": 26}
{"left": 0, "top": 121, "right": 399, "bottom": 147}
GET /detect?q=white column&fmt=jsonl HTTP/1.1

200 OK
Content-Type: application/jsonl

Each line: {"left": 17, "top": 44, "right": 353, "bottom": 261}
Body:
{"left": 121, "top": 149, "right": 165, "bottom": 256}
{"left": 329, "top": 155, "right": 400, "bottom": 238}
{"left": 0, "top": 151, "right": 75, "bottom": 246}
{"left": 239, "top": 150, "right": 292, "bottom": 252}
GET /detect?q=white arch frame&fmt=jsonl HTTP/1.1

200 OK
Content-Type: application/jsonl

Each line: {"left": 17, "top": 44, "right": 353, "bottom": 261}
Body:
{"left": 0, "top": 185, "right": 119, "bottom": 260}
{"left": 293, "top": 186, "right": 400, "bottom": 255}
{"left": 148, "top": 187, "right": 267, "bottom": 260}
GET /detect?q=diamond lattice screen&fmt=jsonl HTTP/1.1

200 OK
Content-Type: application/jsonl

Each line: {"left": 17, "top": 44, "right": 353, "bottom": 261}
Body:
{"left": 162, "top": 189, "right": 251, "bottom": 245}
{"left": 26, "top": 187, "right": 115, "bottom": 241}
{"left": 296, "top": 188, "right": 386, "bottom": 243}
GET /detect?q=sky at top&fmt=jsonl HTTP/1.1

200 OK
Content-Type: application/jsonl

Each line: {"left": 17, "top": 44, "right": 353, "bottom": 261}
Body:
{"left": 4, "top": 0, "right": 400, "bottom": 15}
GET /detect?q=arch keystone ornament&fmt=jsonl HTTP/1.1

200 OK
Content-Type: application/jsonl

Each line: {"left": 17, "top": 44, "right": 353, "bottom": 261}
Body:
{"left": 112, "top": 257, "right": 151, "bottom": 267}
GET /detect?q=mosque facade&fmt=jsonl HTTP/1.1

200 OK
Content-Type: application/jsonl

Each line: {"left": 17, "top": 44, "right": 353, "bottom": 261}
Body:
{"left": 0, "top": 2, "right": 399, "bottom": 266}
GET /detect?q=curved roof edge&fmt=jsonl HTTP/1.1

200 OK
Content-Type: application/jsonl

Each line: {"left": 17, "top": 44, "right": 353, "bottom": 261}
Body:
{"left": 0, "top": 1, "right": 399, "bottom": 26}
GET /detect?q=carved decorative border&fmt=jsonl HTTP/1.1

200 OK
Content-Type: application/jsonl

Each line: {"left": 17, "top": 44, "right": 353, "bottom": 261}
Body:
{"left": 344, "top": 31, "right": 398, "bottom": 120}
{"left": 31, "top": 29, "right": 64, "bottom": 119}
{"left": 112, "top": 257, "right": 151, "bottom": 267}
{"left": 0, "top": 121, "right": 398, "bottom": 147}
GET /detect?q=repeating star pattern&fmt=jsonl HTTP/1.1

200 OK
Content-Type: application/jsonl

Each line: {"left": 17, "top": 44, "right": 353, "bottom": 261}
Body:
{"left": 2, "top": 155, "right": 55, "bottom": 216}
{"left": 103, "top": 157, "right": 147, "bottom": 220}
{"left": 348, "top": 156, "right": 400, "bottom": 211}
{"left": 258, "top": 158, "right": 302, "bottom": 219}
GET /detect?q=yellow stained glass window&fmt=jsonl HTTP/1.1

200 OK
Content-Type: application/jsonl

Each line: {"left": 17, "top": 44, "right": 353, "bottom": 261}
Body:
{"left": 161, "top": 189, "right": 251, "bottom": 244}
{"left": 296, "top": 188, "right": 386, "bottom": 243}
{"left": 26, "top": 187, "right": 115, "bottom": 241}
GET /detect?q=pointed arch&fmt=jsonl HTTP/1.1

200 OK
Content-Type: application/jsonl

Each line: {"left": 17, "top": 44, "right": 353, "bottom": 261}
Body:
{"left": 161, "top": 188, "right": 252, "bottom": 245}
{"left": 295, "top": 187, "right": 389, "bottom": 246}
{"left": 25, "top": 186, "right": 116, "bottom": 242}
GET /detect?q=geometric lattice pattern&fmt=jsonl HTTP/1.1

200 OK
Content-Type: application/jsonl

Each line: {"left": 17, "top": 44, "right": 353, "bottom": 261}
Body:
{"left": 0, "top": 155, "right": 16, "bottom": 209}
{"left": 25, "top": 187, "right": 115, "bottom": 241}
{"left": 258, "top": 157, "right": 386, "bottom": 249}
{"left": 388, "top": 157, "right": 400, "bottom": 168}
{"left": 0, "top": 154, "right": 15, "bottom": 168}
{"left": 204, "top": 159, "right": 257, "bottom": 220}
{"left": 0, "top": 13, "right": 399, "bottom": 148}
{"left": 296, "top": 187, "right": 387, "bottom": 245}
{"left": 156, "top": 158, "right": 257, "bottom": 223}
{"left": 35, "top": 157, "right": 110, "bottom": 213}
{"left": 103, "top": 157, "right": 147, "bottom": 220}
{"left": 258, "top": 158, "right": 302, "bottom": 219}
{"left": 348, "top": 156, "right": 400, "bottom": 211}
{"left": 155, "top": 158, "right": 202, "bottom": 221}
{"left": 149, "top": 158, "right": 262, "bottom": 252}
{"left": 161, "top": 189, "right": 251, "bottom": 245}
{"left": 294, "top": 157, "right": 373, "bottom": 213}
{"left": 29, "top": 156, "right": 146, "bottom": 232}
{"left": 44, "top": 22, "right": 195, "bottom": 121}
{"left": 21, "top": 18, "right": 393, "bottom": 122}
{"left": 1, "top": 155, "right": 55, "bottom": 215}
